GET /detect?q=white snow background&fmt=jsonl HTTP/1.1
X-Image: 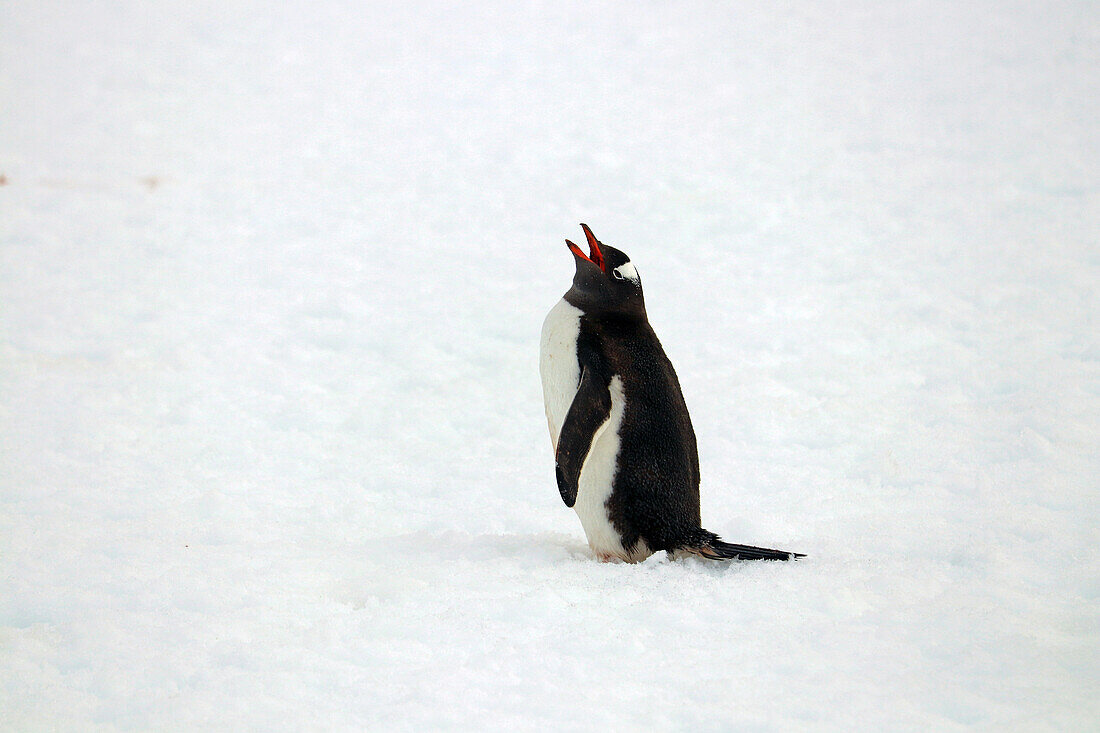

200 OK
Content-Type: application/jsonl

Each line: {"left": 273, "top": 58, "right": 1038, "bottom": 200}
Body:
{"left": 2, "top": 0, "right": 1098, "bottom": 729}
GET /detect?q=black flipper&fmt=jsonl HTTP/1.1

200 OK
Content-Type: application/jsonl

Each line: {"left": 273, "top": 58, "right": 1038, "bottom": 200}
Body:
{"left": 554, "top": 365, "right": 612, "bottom": 507}
{"left": 683, "top": 529, "right": 804, "bottom": 561}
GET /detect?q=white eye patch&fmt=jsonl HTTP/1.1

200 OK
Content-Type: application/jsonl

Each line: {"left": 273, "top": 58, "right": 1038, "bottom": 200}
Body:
{"left": 613, "top": 262, "right": 639, "bottom": 282}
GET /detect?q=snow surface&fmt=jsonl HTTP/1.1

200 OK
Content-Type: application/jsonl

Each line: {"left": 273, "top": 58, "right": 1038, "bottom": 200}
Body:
{"left": 2, "top": 0, "right": 1099, "bottom": 729}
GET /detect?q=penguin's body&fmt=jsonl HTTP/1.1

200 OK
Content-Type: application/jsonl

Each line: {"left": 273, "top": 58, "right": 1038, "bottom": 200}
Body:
{"left": 539, "top": 224, "right": 802, "bottom": 563}
{"left": 541, "top": 298, "right": 652, "bottom": 561}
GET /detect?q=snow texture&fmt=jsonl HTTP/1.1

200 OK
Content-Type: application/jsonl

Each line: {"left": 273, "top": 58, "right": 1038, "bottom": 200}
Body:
{"left": 2, "top": 0, "right": 1099, "bottom": 730}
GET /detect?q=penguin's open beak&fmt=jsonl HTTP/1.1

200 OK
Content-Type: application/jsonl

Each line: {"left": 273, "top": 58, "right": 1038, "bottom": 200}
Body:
{"left": 566, "top": 223, "right": 605, "bottom": 273}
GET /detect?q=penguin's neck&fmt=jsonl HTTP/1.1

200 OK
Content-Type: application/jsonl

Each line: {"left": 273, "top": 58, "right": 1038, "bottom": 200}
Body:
{"left": 564, "top": 293, "right": 647, "bottom": 323}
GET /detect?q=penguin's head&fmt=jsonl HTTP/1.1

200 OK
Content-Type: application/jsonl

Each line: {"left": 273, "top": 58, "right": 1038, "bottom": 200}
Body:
{"left": 564, "top": 224, "right": 645, "bottom": 317}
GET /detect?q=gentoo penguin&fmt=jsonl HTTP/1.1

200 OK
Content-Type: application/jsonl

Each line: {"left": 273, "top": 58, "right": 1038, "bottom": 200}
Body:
{"left": 540, "top": 224, "right": 803, "bottom": 563}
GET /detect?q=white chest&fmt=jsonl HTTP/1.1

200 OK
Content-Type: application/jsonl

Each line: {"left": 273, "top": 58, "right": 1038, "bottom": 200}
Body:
{"left": 539, "top": 299, "right": 646, "bottom": 561}
{"left": 539, "top": 298, "right": 583, "bottom": 451}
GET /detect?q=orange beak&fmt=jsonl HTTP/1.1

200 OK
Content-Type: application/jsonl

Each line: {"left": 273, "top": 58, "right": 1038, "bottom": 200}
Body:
{"left": 566, "top": 223, "right": 605, "bottom": 272}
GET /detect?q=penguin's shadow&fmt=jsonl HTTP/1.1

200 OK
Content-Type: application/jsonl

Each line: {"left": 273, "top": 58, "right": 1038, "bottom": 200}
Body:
{"left": 341, "top": 530, "right": 743, "bottom": 583}
{"left": 333, "top": 530, "right": 756, "bottom": 607}
{"left": 448, "top": 531, "right": 738, "bottom": 569}
{"left": 329, "top": 531, "right": 596, "bottom": 608}
{"left": 383, "top": 529, "right": 595, "bottom": 564}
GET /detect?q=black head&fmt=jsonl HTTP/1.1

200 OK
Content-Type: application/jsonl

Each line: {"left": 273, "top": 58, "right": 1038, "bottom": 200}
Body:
{"left": 563, "top": 224, "right": 645, "bottom": 318}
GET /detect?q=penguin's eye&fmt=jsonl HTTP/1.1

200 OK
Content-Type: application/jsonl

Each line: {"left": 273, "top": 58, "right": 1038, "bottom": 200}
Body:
{"left": 613, "top": 262, "right": 639, "bottom": 282}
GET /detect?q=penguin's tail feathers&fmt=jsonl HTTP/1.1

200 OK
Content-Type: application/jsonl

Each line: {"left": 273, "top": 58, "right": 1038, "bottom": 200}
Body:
{"left": 683, "top": 528, "right": 804, "bottom": 562}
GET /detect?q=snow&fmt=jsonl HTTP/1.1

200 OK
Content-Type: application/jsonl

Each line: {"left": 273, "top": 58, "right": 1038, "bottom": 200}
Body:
{"left": 2, "top": 0, "right": 1098, "bottom": 729}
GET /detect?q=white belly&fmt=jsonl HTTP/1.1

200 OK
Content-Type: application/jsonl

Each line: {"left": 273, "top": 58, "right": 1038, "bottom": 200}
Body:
{"left": 539, "top": 299, "right": 649, "bottom": 562}
{"left": 539, "top": 299, "right": 583, "bottom": 450}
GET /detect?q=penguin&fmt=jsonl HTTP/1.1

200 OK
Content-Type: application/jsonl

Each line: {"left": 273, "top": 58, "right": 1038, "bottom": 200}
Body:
{"left": 539, "top": 224, "right": 803, "bottom": 563}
